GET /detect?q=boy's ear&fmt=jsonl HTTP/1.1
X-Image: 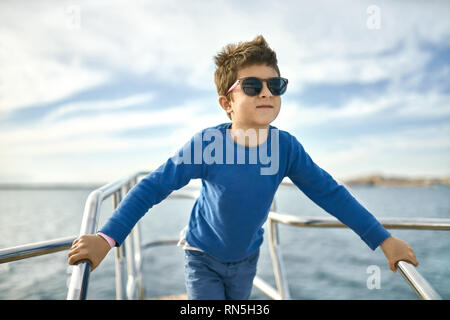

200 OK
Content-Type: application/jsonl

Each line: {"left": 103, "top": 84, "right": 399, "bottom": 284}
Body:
{"left": 218, "top": 95, "right": 232, "bottom": 114}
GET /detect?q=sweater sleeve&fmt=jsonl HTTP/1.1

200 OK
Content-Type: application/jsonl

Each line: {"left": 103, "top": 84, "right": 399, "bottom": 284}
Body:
{"left": 98, "top": 132, "right": 204, "bottom": 246}
{"left": 286, "top": 135, "right": 390, "bottom": 250}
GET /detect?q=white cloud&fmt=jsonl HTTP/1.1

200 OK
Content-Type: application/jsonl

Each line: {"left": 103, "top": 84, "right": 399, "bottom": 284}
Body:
{"left": 2, "top": 0, "right": 449, "bottom": 113}
{"left": 0, "top": 96, "right": 224, "bottom": 157}
{"left": 275, "top": 87, "right": 450, "bottom": 179}
{"left": 1, "top": 0, "right": 449, "bottom": 183}
{"left": 0, "top": 11, "right": 109, "bottom": 114}
{"left": 0, "top": 94, "right": 226, "bottom": 183}
{"left": 43, "top": 93, "right": 155, "bottom": 122}
{"left": 278, "top": 89, "right": 450, "bottom": 130}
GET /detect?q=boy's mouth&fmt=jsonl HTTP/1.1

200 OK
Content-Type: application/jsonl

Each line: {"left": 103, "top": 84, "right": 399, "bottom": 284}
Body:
{"left": 256, "top": 105, "right": 273, "bottom": 109}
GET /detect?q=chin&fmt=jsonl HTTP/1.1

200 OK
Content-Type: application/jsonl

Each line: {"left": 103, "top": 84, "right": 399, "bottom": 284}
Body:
{"left": 252, "top": 119, "right": 276, "bottom": 128}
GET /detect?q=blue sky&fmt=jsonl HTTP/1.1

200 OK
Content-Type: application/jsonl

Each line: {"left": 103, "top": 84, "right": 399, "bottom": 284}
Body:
{"left": 0, "top": 0, "right": 449, "bottom": 184}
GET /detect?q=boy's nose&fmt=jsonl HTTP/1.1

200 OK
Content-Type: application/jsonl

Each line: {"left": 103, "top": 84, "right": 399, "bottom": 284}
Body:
{"left": 259, "top": 81, "right": 272, "bottom": 98}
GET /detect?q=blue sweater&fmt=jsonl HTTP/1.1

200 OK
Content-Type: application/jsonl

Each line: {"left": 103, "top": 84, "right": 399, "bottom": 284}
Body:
{"left": 99, "top": 122, "right": 390, "bottom": 262}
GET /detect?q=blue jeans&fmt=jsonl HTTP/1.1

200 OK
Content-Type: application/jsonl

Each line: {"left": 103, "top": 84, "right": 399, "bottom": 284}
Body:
{"left": 184, "top": 249, "right": 260, "bottom": 300}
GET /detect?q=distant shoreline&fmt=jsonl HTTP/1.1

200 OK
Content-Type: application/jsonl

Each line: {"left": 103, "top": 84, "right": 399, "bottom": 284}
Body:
{"left": 0, "top": 175, "right": 449, "bottom": 189}
{"left": 343, "top": 175, "right": 450, "bottom": 187}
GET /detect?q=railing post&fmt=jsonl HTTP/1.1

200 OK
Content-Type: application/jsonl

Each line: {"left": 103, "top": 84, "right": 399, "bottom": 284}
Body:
{"left": 115, "top": 245, "right": 126, "bottom": 300}
{"left": 113, "top": 189, "right": 127, "bottom": 300}
{"left": 130, "top": 176, "right": 145, "bottom": 300}
{"left": 133, "top": 222, "right": 145, "bottom": 299}
{"left": 268, "top": 218, "right": 291, "bottom": 300}
{"left": 67, "top": 189, "right": 103, "bottom": 300}
{"left": 122, "top": 181, "right": 141, "bottom": 300}
{"left": 267, "top": 198, "right": 291, "bottom": 300}
{"left": 124, "top": 229, "right": 137, "bottom": 299}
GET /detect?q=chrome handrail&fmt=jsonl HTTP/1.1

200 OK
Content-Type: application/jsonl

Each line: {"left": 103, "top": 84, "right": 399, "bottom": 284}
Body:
{"left": 67, "top": 171, "right": 147, "bottom": 300}
{"left": 66, "top": 170, "right": 199, "bottom": 300}
{"left": 267, "top": 210, "right": 449, "bottom": 300}
{"left": 397, "top": 261, "right": 442, "bottom": 300}
{"left": 268, "top": 212, "right": 450, "bottom": 230}
{"left": 0, "top": 236, "right": 76, "bottom": 264}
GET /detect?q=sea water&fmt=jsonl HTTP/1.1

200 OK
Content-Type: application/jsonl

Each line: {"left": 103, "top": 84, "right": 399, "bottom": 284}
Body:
{"left": 0, "top": 183, "right": 449, "bottom": 300}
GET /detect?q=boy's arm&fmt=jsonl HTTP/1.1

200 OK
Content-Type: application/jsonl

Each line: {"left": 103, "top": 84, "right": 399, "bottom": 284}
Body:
{"left": 98, "top": 132, "right": 204, "bottom": 246}
{"left": 286, "top": 135, "right": 391, "bottom": 250}
{"left": 286, "top": 136, "right": 419, "bottom": 271}
{"left": 68, "top": 132, "right": 204, "bottom": 269}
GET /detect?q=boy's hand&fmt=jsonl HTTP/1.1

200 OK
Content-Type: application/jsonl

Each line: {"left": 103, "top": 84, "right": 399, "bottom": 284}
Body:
{"left": 68, "top": 234, "right": 111, "bottom": 272}
{"left": 380, "top": 236, "right": 419, "bottom": 273}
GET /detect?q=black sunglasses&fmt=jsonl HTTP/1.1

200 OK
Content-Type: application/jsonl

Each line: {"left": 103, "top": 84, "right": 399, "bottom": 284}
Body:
{"left": 226, "top": 77, "right": 288, "bottom": 96}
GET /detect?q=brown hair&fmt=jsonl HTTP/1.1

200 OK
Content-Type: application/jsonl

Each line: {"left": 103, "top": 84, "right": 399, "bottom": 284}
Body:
{"left": 213, "top": 35, "right": 280, "bottom": 119}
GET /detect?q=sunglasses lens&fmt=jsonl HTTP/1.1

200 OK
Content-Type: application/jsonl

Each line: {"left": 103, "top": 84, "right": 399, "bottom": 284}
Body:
{"left": 239, "top": 77, "right": 288, "bottom": 96}
{"left": 241, "top": 77, "right": 262, "bottom": 96}
{"left": 268, "top": 78, "right": 288, "bottom": 95}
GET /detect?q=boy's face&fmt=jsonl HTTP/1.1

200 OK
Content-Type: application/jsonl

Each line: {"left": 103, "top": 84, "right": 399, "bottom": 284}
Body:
{"left": 219, "top": 64, "right": 281, "bottom": 129}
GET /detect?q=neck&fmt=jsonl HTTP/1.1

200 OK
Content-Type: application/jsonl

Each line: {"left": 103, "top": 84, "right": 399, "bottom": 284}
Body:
{"left": 228, "top": 122, "right": 270, "bottom": 147}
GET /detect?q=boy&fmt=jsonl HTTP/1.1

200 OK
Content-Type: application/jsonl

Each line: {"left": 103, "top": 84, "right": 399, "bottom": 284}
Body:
{"left": 68, "top": 35, "right": 418, "bottom": 300}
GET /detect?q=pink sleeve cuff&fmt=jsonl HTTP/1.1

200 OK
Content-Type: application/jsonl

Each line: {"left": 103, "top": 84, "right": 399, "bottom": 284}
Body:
{"left": 97, "top": 232, "right": 116, "bottom": 248}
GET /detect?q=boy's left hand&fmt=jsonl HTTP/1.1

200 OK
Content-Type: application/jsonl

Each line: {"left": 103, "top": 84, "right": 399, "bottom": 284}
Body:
{"left": 380, "top": 236, "right": 419, "bottom": 273}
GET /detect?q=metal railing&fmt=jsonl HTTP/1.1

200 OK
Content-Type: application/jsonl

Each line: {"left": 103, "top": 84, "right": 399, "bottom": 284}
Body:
{"left": 266, "top": 210, "right": 449, "bottom": 300}
{"left": 1, "top": 171, "right": 448, "bottom": 300}
{"left": 66, "top": 171, "right": 200, "bottom": 300}
{"left": 397, "top": 261, "right": 443, "bottom": 300}
{"left": 0, "top": 236, "right": 76, "bottom": 264}
{"left": 66, "top": 171, "right": 143, "bottom": 300}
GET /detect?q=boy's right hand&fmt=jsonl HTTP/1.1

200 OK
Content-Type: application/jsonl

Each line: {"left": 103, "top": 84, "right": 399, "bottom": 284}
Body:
{"left": 380, "top": 236, "right": 418, "bottom": 273}
{"left": 68, "top": 234, "right": 111, "bottom": 271}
